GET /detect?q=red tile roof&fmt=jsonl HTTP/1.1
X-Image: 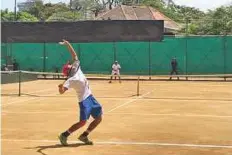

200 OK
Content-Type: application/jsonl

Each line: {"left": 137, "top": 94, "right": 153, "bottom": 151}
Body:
{"left": 95, "top": 5, "right": 181, "bottom": 31}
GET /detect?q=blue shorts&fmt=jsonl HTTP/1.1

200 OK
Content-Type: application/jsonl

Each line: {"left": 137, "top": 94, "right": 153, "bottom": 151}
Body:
{"left": 79, "top": 95, "right": 102, "bottom": 121}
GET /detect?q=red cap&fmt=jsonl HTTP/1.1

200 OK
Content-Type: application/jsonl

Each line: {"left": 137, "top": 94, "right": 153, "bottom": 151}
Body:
{"left": 62, "top": 64, "right": 72, "bottom": 76}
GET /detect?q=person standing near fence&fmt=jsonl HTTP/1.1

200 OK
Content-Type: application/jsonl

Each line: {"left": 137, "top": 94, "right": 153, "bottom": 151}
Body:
{"left": 1, "top": 64, "right": 9, "bottom": 71}
{"left": 109, "top": 61, "right": 121, "bottom": 83}
{"left": 12, "top": 59, "right": 19, "bottom": 71}
{"left": 57, "top": 39, "right": 103, "bottom": 146}
{"left": 169, "top": 58, "right": 179, "bottom": 80}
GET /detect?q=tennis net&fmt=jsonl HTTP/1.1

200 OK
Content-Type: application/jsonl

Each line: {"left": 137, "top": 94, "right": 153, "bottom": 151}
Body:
{"left": 1, "top": 70, "right": 232, "bottom": 97}
{"left": 1, "top": 71, "right": 64, "bottom": 96}
{"left": 1, "top": 71, "right": 141, "bottom": 97}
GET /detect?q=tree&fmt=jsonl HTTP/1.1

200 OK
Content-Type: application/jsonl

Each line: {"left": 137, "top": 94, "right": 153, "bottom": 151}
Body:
{"left": 188, "top": 6, "right": 232, "bottom": 35}
{"left": 2, "top": 0, "right": 230, "bottom": 35}
{"left": 1, "top": 9, "right": 15, "bottom": 21}
{"left": 141, "top": 0, "right": 165, "bottom": 10}
{"left": 43, "top": 3, "right": 70, "bottom": 20}
{"left": 24, "top": 0, "right": 44, "bottom": 18}
{"left": 1, "top": 9, "right": 38, "bottom": 22}
{"left": 122, "top": 0, "right": 133, "bottom": 5}
{"left": 71, "top": 0, "right": 105, "bottom": 18}
{"left": 17, "top": 11, "right": 39, "bottom": 22}
{"left": 47, "top": 11, "right": 82, "bottom": 21}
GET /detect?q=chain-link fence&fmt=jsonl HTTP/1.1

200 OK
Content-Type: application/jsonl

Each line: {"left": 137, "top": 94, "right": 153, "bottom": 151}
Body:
{"left": 1, "top": 35, "right": 232, "bottom": 75}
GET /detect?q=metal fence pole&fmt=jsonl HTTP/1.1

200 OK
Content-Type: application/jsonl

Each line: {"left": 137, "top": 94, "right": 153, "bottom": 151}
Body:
{"left": 113, "top": 42, "right": 116, "bottom": 61}
{"left": 148, "top": 41, "right": 151, "bottom": 79}
{"left": 14, "top": 0, "right": 17, "bottom": 21}
{"left": 185, "top": 19, "right": 189, "bottom": 80}
{"left": 223, "top": 19, "right": 228, "bottom": 80}
{"left": 223, "top": 35, "right": 227, "bottom": 80}
{"left": 43, "top": 42, "right": 46, "bottom": 72}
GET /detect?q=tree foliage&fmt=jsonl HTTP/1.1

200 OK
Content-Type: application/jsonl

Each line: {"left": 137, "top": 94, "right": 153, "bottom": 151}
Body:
{"left": 140, "top": 0, "right": 232, "bottom": 35}
{"left": 47, "top": 11, "right": 82, "bottom": 21}
{"left": 1, "top": 9, "right": 15, "bottom": 21}
{"left": 186, "top": 6, "right": 232, "bottom": 35}
{"left": 1, "top": 9, "right": 38, "bottom": 21}
{"left": 42, "top": 3, "right": 70, "bottom": 20}
{"left": 17, "top": 11, "right": 39, "bottom": 22}
{"left": 1, "top": 0, "right": 231, "bottom": 34}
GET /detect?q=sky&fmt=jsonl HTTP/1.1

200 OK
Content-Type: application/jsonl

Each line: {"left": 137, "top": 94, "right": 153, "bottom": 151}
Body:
{"left": 1, "top": 0, "right": 231, "bottom": 12}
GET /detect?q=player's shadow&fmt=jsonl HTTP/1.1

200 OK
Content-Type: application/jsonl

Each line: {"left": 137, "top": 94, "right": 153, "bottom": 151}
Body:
{"left": 25, "top": 143, "right": 88, "bottom": 155}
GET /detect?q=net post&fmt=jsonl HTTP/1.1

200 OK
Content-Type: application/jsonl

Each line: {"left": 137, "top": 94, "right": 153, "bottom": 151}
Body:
{"left": 137, "top": 76, "right": 140, "bottom": 96}
{"left": 18, "top": 70, "right": 21, "bottom": 96}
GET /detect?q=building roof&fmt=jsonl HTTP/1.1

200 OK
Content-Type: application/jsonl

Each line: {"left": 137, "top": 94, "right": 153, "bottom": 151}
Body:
{"left": 95, "top": 5, "right": 181, "bottom": 31}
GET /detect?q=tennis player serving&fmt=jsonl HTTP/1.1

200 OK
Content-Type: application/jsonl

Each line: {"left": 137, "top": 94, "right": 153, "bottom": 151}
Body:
{"left": 58, "top": 39, "right": 103, "bottom": 145}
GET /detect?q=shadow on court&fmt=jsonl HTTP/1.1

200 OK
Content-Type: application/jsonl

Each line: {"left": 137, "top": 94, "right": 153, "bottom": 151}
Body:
{"left": 25, "top": 143, "right": 88, "bottom": 155}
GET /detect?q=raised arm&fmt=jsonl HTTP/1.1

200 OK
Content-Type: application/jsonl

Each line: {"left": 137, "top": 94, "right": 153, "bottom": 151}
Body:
{"left": 60, "top": 39, "right": 78, "bottom": 61}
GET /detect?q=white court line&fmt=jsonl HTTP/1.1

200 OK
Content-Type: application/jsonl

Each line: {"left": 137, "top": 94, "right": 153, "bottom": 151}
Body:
{"left": 1, "top": 82, "right": 109, "bottom": 109}
{"left": 1, "top": 91, "right": 58, "bottom": 108}
{"left": 107, "top": 113, "right": 232, "bottom": 118}
{"left": 1, "top": 139, "right": 232, "bottom": 149}
{"left": 1, "top": 128, "right": 61, "bottom": 132}
{"left": 2, "top": 80, "right": 43, "bottom": 97}
{"left": 135, "top": 97, "right": 232, "bottom": 102}
{"left": 1, "top": 111, "right": 74, "bottom": 114}
{"left": 21, "top": 88, "right": 55, "bottom": 95}
{"left": 1, "top": 88, "right": 54, "bottom": 106}
{"left": 2, "top": 111, "right": 232, "bottom": 119}
{"left": 97, "top": 97, "right": 232, "bottom": 102}
{"left": 107, "top": 91, "right": 153, "bottom": 113}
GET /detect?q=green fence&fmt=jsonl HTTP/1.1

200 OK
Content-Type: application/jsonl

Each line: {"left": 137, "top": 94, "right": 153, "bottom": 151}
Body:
{"left": 1, "top": 36, "right": 232, "bottom": 75}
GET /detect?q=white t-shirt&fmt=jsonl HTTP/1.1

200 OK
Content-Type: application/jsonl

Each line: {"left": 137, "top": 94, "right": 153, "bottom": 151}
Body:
{"left": 112, "top": 64, "right": 121, "bottom": 71}
{"left": 63, "top": 60, "right": 92, "bottom": 102}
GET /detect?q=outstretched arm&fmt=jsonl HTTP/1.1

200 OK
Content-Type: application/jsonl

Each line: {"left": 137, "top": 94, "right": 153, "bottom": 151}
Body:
{"left": 58, "top": 84, "right": 68, "bottom": 94}
{"left": 60, "top": 39, "right": 78, "bottom": 61}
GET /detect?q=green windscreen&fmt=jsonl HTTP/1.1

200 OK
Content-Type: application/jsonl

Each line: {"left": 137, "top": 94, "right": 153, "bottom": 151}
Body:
{"left": 11, "top": 43, "right": 44, "bottom": 71}
{"left": 1, "top": 43, "right": 7, "bottom": 66}
{"left": 45, "top": 43, "right": 71, "bottom": 72}
{"left": 4, "top": 36, "right": 232, "bottom": 75}
{"left": 187, "top": 36, "right": 224, "bottom": 74}
{"left": 151, "top": 37, "right": 186, "bottom": 75}
{"left": 226, "top": 37, "right": 232, "bottom": 74}
{"left": 116, "top": 42, "right": 149, "bottom": 75}
{"left": 79, "top": 42, "right": 114, "bottom": 74}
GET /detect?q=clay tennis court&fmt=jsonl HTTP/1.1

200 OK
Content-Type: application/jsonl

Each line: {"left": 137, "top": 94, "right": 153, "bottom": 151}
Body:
{"left": 1, "top": 79, "right": 232, "bottom": 155}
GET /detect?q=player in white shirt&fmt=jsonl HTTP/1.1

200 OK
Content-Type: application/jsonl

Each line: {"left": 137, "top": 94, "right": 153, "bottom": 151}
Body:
{"left": 109, "top": 61, "right": 121, "bottom": 83}
{"left": 58, "top": 40, "right": 102, "bottom": 146}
